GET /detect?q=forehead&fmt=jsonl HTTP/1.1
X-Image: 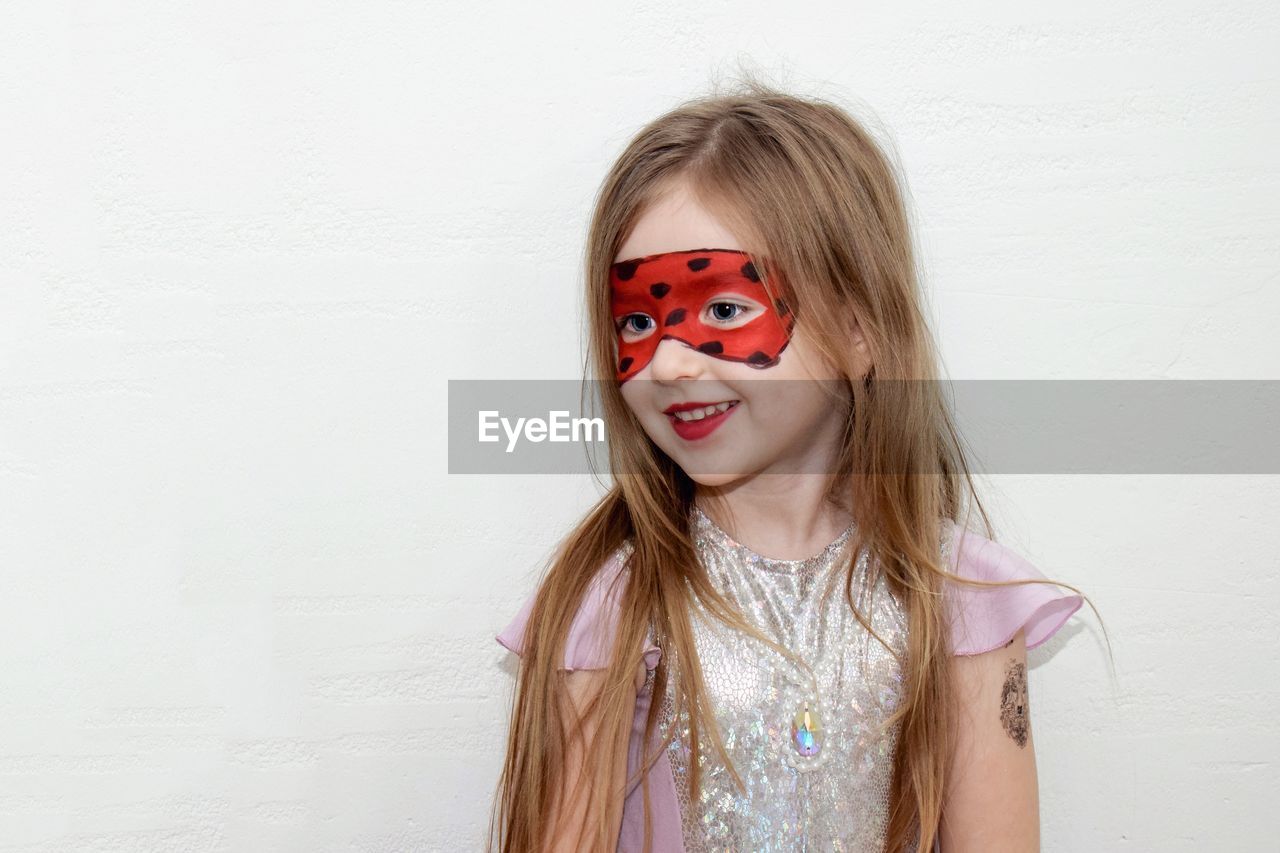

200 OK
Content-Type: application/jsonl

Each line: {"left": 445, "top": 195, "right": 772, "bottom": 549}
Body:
{"left": 613, "top": 181, "right": 745, "bottom": 264}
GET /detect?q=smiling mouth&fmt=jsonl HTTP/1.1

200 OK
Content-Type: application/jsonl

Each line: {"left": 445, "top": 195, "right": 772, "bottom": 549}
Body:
{"left": 667, "top": 400, "right": 739, "bottom": 422}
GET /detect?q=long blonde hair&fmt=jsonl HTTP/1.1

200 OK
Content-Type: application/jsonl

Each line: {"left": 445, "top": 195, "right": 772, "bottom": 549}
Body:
{"left": 491, "top": 75, "right": 1101, "bottom": 852}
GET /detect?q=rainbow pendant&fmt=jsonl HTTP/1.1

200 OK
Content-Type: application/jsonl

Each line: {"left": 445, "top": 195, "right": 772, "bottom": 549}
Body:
{"left": 791, "top": 702, "right": 823, "bottom": 757}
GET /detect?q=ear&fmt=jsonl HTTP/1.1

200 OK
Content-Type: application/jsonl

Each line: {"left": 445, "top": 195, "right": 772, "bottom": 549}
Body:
{"left": 847, "top": 312, "right": 874, "bottom": 380}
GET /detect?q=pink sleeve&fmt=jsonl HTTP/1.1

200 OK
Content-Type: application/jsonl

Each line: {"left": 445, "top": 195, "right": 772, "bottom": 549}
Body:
{"left": 944, "top": 520, "right": 1083, "bottom": 656}
{"left": 495, "top": 548, "right": 662, "bottom": 672}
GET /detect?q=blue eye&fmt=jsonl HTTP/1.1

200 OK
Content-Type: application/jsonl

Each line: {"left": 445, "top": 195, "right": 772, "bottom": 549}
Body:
{"left": 708, "top": 302, "right": 746, "bottom": 322}
{"left": 617, "top": 313, "right": 654, "bottom": 335}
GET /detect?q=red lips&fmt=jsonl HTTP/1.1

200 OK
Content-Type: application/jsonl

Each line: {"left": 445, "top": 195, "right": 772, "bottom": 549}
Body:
{"left": 665, "top": 400, "right": 740, "bottom": 441}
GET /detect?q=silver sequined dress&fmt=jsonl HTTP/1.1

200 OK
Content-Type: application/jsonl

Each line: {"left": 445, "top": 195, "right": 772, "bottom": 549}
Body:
{"left": 656, "top": 503, "right": 932, "bottom": 852}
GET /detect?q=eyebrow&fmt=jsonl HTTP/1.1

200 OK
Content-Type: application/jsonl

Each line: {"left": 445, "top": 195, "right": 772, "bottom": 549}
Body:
{"left": 610, "top": 246, "right": 750, "bottom": 268}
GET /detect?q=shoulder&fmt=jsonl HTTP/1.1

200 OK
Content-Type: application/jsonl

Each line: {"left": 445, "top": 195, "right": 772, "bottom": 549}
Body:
{"left": 495, "top": 539, "right": 660, "bottom": 671}
{"left": 942, "top": 518, "right": 1082, "bottom": 657}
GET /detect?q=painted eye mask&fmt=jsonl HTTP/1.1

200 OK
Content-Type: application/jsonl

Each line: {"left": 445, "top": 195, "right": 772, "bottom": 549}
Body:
{"left": 610, "top": 248, "right": 795, "bottom": 383}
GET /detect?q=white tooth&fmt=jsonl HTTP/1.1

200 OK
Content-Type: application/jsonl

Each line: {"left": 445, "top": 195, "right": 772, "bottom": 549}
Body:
{"left": 674, "top": 403, "right": 737, "bottom": 421}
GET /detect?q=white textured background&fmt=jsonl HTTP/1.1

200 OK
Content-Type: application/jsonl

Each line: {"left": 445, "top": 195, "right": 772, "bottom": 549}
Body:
{"left": 2, "top": 1, "right": 1278, "bottom": 850}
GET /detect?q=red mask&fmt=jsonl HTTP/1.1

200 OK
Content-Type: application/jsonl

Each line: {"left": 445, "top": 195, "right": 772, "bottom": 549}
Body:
{"left": 610, "top": 247, "right": 794, "bottom": 383}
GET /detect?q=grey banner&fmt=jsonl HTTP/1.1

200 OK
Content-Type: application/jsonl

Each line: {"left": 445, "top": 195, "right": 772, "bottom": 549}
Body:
{"left": 447, "top": 380, "right": 1280, "bottom": 474}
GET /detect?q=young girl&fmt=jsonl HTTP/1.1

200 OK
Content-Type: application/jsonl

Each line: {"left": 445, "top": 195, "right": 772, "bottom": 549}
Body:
{"left": 490, "top": 81, "right": 1091, "bottom": 853}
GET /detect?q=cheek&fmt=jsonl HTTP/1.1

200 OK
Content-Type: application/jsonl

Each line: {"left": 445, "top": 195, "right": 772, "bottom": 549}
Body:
{"left": 739, "top": 377, "right": 835, "bottom": 436}
{"left": 765, "top": 324, "right": 839, "bottom": 382}
{"left": 619, "top": 378, "right": 664, "bottom": 427}
{"left": 618, "top": 381, "right": 645, "bottom": 415}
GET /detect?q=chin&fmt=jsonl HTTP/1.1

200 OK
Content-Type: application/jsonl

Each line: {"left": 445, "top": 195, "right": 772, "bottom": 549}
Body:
{"left": 666, "top": 451, "right": 754, "bottom": 486}
{"left": 684, "top": 470, "right": 745, "bottom": 488}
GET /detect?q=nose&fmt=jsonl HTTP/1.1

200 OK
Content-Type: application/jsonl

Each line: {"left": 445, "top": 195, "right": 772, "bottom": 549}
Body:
{"left": 647, "top": 335, "right": 705, "bottom": 383}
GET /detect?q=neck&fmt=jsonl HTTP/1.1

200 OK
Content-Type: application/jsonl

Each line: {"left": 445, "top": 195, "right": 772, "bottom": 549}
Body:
{"left": 694, "top": 474, "right": 854, "bottom": 562}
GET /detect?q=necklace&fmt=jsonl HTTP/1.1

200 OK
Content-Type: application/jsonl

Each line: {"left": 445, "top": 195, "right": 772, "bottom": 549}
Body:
{"left": 666, "top": 504, "right": 923, "bottom": 851}
{"left": 689, "top": 503, "right": 855, "bottom": 773}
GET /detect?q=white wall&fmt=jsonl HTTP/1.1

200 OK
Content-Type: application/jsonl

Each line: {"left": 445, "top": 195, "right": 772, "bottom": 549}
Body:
{"left": 2, "top": 1, "right": 1277, "bottom": 850}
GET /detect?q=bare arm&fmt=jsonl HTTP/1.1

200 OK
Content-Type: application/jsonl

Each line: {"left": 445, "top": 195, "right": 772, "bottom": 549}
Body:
{"left": 543, "top": 660, "right": 646, "bottom": 853}
{"left": 939, "top": 628, "right": 1040, "bottom": 852}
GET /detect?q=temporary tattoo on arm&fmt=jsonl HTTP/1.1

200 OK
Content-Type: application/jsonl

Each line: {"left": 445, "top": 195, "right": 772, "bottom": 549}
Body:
{"left": 999, "top": 659, "right": 1029, "bottom": 748}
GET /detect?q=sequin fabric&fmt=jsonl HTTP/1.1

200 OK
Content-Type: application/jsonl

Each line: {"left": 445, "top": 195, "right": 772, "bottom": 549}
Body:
{"left": 657, "top": 504, "right": 940, "bottom": 852}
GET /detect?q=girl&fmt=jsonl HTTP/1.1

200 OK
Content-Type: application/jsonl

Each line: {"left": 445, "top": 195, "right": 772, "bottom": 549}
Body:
{"left": 490, "top": 80, "right": 1094, "bottom": 853}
